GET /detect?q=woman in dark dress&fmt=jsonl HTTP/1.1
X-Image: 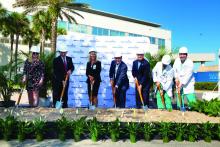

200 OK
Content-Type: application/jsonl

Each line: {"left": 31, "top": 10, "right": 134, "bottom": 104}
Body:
{"left": 22, "top": 46, "right": 45, "bottom": 107}
{"left": 86, "top": 49, "right": 101, "bottom": 107}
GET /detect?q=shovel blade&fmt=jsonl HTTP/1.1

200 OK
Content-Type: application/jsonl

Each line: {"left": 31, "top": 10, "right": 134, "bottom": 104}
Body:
{"left": 142, "top": 105, "right": 148, "bottom": 111}
{"left": 55, "top": 101, "right": 62, "bottom": 109}
{"left": 89, "top": 105, "right": 96, "bottom": 110}
{"left": 180, "top": 107, "right": 186, "bottom": 112}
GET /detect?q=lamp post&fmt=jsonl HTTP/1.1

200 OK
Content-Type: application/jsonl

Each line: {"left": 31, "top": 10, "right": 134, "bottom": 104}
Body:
{"left": 219, "top": 48, "right": 220, "bottom": 95}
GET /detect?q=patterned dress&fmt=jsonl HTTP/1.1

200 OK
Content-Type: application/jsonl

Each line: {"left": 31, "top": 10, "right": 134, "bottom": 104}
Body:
{"left": 23, "top": 59, "right": 45, "bottom": 91}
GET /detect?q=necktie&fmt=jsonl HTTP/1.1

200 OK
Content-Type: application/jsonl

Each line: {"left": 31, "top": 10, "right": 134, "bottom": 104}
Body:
{"left": 63, "top": 57, "right": 67, "bottom": 71}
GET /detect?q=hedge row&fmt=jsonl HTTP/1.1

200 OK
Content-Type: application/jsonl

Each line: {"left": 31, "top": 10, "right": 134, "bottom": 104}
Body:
{"left": 195, "top": 82, "right": 218, "bottom": 91}
{"left": 0, "top": 115, "right": 219, "bottom": 143}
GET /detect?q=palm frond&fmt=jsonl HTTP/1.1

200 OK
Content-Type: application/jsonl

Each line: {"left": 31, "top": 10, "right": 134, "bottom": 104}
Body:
{"left": 61, "top": 10, "right": 77, "bottom": 24}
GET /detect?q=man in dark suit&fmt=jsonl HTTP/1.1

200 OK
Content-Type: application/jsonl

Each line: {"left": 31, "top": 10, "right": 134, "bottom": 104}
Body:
{"left": 109, "top": 52, "right": 129, "bottom": 108}
{"left": 52, "top": 45, "right": 74, "bottom": 108}
{"left": 132, "top": 50, "right": 151, "bottom": 108}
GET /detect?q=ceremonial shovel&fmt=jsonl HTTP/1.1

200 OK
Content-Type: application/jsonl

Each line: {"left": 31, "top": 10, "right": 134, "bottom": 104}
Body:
{"left": 135, "top": 78, "right": 148, "bottom": 111}
{"left": 157, "top": 84, "right": 166, "bottom": 109}
{"left": 56, "top": 74, "right": 69, "bottom": 109}
{"left": 111, "top": 81, "right": 117, "bottom": 108}
{"left": 89, "top": 82, "right": 96, "bottom": 110}
{"left": 177, "top": 87, "right": 186, "bottom": 112}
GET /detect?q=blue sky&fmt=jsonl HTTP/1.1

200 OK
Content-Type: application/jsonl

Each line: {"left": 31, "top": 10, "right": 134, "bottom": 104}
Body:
{"left": 78, "top": 0, "right": 219, "bottom": 66}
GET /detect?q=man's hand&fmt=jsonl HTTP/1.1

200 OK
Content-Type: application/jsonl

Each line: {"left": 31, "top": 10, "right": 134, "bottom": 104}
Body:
{"left": 175, "top": 79, "right": 180, "bottom": 87}
{"left": 138, "top": 84, "right": 142, "bottom": 92}
{"left": 67, "top": 70, "right": 72, "bottom": 76}
{"left": 156, "top": 82, "right": 160, "bottom": 88}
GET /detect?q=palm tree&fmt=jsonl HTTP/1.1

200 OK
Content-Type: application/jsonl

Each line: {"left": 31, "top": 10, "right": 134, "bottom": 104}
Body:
{"left": 22, "top": 27, "right": 40, "bottom": 52}
{"left": 1, "top": 13, "right": 17, "bottom": 79}
{"left": 0, "top": 3, "right": 7, "bottom": 29}
{"left": 32, "top": 10, "right": 51, "bottom": 55}
{"left": 13, "top": 0, "right": 89, "bottom": 52}
{"left": 10, "top": 12, "right": 29, "bottom": 74}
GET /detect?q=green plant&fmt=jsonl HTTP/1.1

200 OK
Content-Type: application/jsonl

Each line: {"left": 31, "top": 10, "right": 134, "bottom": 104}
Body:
{"left": 191, "top": 99, "right": 220, "bottom": 117}
{"left": 1, "top": 115, "right": 17, "bottom": 140}
{"left": 32, "top": 117, "right": 46, "bottom": 141}
{"left": 126, "top": 122, "right": 140, "bottom": 143}
{"left": 17, "top": 120, "right": 32, "bottom": 142}
{"left": 71, "top": 116, "right": 87, "bottom": 142}
{"left": 202, "top": 122, "right": 214, "bottom": 142}
{"left": 107, "top": 118, "right": 121, "bottom": 142}
{"left": 175, "top": 123, "right": 186, "bottom": 142}
{"left": 159, "top": 122, "right": 174, "bottom": 143}
{"left": 217, "top": 124, "right": 220, "bottom": 141}
{"left": 142, "top": 123, "right": 156, "bottom": 141}
{"left": 195, "top": 82, "right": 218, "bottom": 91}
{"left": 87, "top": 117, "right": 104, "bottom": 142}
{"left": 56, "top": 114, "right": 70, "bottom": 141}
{"left": 186, "top": 124, "right": 199, "bottom": 142}
{"left": 39, "top": 52, "right": 55, "bottom": 98}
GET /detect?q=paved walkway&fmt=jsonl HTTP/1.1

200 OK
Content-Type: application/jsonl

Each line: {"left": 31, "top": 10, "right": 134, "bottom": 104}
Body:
{"left": 0, "top": 139, "right": 219, "bottom": 147}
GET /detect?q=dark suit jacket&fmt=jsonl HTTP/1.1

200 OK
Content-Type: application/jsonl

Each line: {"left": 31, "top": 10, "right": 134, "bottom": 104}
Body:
{"left": 53, "top": 56, "right": 74, "bottom": 84}
{"left": 109, "top": 60, "right": 129, "bottom": 88}
{"left": 132, "top": 59, "right": 151, "bottom": 88}
{"left": 86, "top": 61, "right": 101, "bottom": 83}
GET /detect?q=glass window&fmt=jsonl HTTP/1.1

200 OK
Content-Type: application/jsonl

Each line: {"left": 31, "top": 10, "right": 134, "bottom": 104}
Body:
{"left": 103, "top": 29, "right": 109, "bottom": 36}
{"left": 149, "top": 37, "right": 156, "bottom": 44}
{"left": 92, "top": 27, "right": 98, "bottom": 35}
{"left": 158, "top": 38, "right": 165, "bottom": 48}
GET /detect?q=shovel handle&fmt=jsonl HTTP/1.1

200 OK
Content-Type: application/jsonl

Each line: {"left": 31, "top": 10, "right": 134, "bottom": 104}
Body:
{"left": 134, "top": 79, "right": 144, "bottom": 105}
{"left": 111, "top": 81, "right": 116, "bottom": 107}
{"left": 177, "top": 87, "right": 182, "bottom": 108}
{"left": 60, "top": 74, "right": 69, "bottom": 101}
{"left": 157, "top": 85, "right": 166, "bottom": 108}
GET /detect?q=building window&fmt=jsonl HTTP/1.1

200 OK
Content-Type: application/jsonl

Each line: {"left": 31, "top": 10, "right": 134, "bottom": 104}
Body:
{"left": 149, "top": 37, "right": 156, "bottom": 44}
{"left": 158, "top": 38, "right": 165, "bottom": 48}
{"left": 128, "top": 33, "right": 144, "bottom": 37}
{"left": 92, "top": 27, "right": 110, "bottom": 36}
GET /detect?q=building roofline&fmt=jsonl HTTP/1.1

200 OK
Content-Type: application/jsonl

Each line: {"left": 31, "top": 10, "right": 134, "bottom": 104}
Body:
{"left": 69, "top": 7, "right": 161, "bottom": 28}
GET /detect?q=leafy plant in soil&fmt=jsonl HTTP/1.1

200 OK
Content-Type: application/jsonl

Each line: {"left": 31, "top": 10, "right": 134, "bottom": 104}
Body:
{"left": 71, "top": 116, "right": 87, "bottom": 142}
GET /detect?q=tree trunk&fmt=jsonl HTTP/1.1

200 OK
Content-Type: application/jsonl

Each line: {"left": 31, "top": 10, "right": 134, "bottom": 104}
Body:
{"left": 40, "top": 28, "right": 46, "bottom": 56}
{"left": 15, "top": 33, "right": 19, "bottom": 75}
{"left": 9, "top": 34, "right": 14, "bottom": 80}
{"left": 29, "top": 39, "right": 32, "bottom": 53}
{"left": 51, "top": 17, "right": 57, "bottom": 52}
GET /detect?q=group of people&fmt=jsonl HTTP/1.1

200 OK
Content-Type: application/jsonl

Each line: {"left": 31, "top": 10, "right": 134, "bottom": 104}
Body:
{"left": 22, "top": 45, "right": 196, "bottom": 110}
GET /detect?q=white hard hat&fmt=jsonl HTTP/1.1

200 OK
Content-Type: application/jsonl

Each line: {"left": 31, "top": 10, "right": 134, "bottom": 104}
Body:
{"left": 179, "top": 47, "right": 188, "bottom": 54}
{"left": 58, "top": 45, "right": 68, "bottom": 52}
{"left": 30, "top": 46, "right": 40, "bottom": 53}
{"left": 162, "top": 55, "right": 171, "bottom": 65}
{"left": 89, "top": 48, "right": 97, "bottom": 53}
{"left": 136, "top": 49, "right": 145, "bottom": 55}
{"left": 114, "top": 52, "right": 122, "bottom": 58}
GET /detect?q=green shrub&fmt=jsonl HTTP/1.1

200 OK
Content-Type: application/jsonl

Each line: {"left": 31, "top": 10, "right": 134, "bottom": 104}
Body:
{"left": 191, "top": 99, "right": 220, "bottom": 117}
{"left": 87, "top": 117, "right": 104, "bottom": 142}
{"left": 17, "top": 120, "right": 32, "bottom": 142}
{"left": 175, "top": 123, "right": 187, "bottom": 142}
{"left": 186, "top": 124, "right": 199, "bottom": 142}
{"left": 32, "top": 117, "right": 46, "bottom": 142}
{"left": 56, "top": 115, "right": 70, "bottom": 141}
{"left": 107, "top": 118, "right": 121, "bottom": 142}
{"left": 159, "top": 122, "right": 174, "bottom": 143}
{"left": 125, "top": 122, "right": 140, "bottom": 143}
{"left": 195, "top": 82, "right": 218, "bottom": 91}
{"left": 142, "top": 123, "right": 156, "bottom": 141}
{"left": 71, "top": 116, "right": 87, "bottom": 142}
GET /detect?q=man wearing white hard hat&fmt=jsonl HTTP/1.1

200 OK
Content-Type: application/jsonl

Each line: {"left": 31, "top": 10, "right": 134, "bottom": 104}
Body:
{"left": 86, "top": 48, "right": 102, "bottom": 108}
{"left": 152, "top": 55, "right": 174, "bottom": 110}
{"left": 52, "top": 45, "right": 74, "bottom": 108}
{"left": 109, "top": 52, "right": 129, "bottom": 108}
{"left": 132, "top": 49, "right": 151, "bottom": 108}
{"left": 173, "top": 47, "right": 196, "bottom": 109}
{"left": 22, "top": 46, "right": 45, "bottom": 107}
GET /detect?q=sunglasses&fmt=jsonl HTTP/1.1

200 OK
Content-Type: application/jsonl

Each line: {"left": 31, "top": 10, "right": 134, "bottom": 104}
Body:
{"left": 32, "top": 52, "right": 39, "bottom": 55}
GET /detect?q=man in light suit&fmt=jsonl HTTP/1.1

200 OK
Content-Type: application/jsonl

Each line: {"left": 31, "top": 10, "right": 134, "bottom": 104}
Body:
{"left": 132, "top": 50, "right": 151, "bottom": 108}
{"left": 109, "top": 52, "right": 129, "bottom": 108}
{"left": 52, "top": 45, "right": 74, "bottom": 108}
